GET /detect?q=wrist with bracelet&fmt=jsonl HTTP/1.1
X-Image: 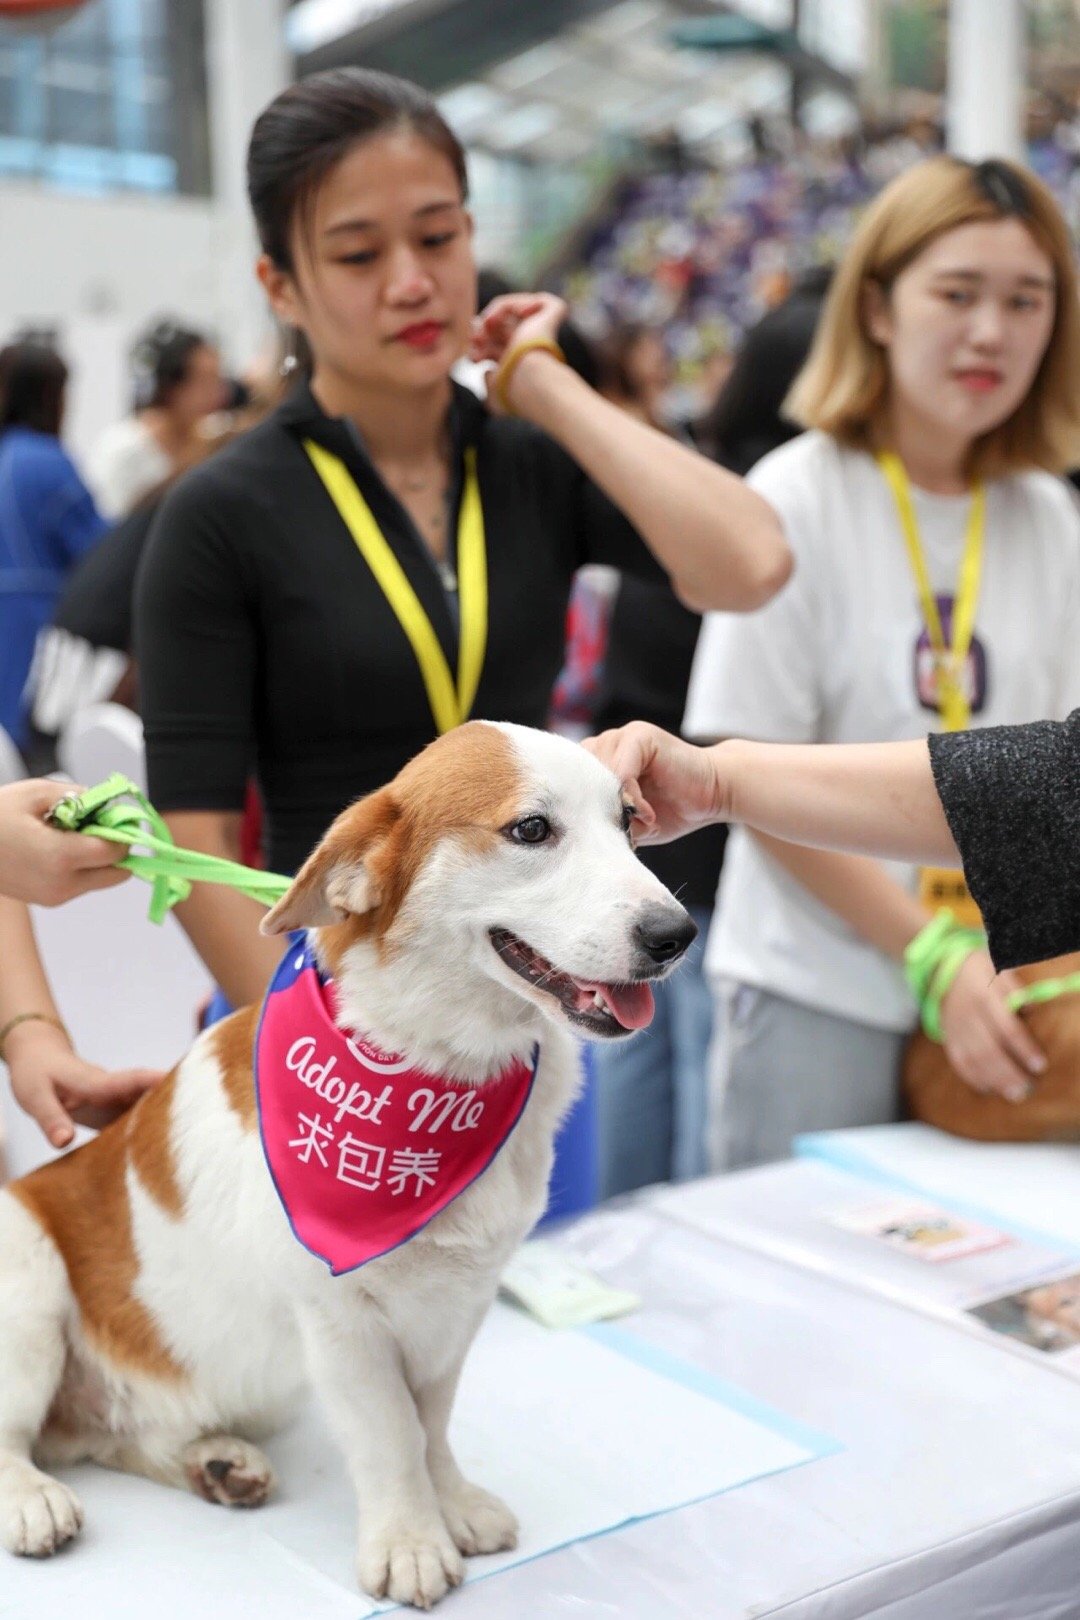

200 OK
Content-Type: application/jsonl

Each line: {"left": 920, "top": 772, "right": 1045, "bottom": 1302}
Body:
{"left": 903, "top": 910, "right": 986, "bottom": 1042}
{"left": 491, "top": 336, "right": 566, "bottom": 416}
{"left": 0, "top": 1012, "right": 69, "bottom": 1065}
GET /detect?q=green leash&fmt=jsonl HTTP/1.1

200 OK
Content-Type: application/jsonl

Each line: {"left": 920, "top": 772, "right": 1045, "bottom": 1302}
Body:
{"left": 1008, "top": 971, "right": 1080, "bottom": 1014}
{"left": 47, "top": 774, "right": 291, "bottom": 924}
{"left": 905, "top": 908, "right": 1080, "bottom": 1039}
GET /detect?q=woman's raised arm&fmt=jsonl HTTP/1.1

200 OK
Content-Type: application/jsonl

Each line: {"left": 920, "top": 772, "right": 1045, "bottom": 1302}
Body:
{"left": 475, "top": 294, "right": 793, "bottom": 613}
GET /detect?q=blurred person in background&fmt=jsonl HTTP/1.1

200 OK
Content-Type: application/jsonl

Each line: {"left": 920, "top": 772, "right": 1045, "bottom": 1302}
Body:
{"left": 544, "top": 317, "right": 623, "bottom": 743}
{"left": 87, "top": 318, "right": 226, "bottom": 519}
{"left": 0, "top": 339, "right": 107, "bottom": 755}
{"left": 597, "top": 323, "right": 672, "bottom": 430}
{"left": 685, "top": 156, "right": 1080, "bottom": 1172}
{"left": 593, "top": 281, "right": 828, "bottom": 1199}
{"left": 134, "top": 66, "right": 791, "bottom": 1024}
{"left": 696, "top": 266, "right": 833, "bottom": 471}
{"left": 24, "top": 362, "right": 286, "bottom": 775}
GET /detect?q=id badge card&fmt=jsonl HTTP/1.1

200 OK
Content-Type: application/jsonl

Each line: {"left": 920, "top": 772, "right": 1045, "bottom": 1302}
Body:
{"left": 918, "top": 866, "right": 983, "bottom": 930}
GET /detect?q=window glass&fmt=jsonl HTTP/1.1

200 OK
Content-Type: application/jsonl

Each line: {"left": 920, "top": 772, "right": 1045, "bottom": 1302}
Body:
{"left": 0, "top": 0, "right": 209, "bottom": 197}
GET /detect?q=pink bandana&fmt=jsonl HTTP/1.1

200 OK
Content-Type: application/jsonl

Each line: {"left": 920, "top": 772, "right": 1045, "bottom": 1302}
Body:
{"left": 255, "top": 939, "right": 538, "bottom": 1275}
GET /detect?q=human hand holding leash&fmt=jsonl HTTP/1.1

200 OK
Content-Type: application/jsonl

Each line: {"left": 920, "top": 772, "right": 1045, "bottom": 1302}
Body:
{"left": 939, "top": 948, "right": 1046, "bottom": 1103}
{"left": 0, "top": 780, "right": 129, "bottom": 906}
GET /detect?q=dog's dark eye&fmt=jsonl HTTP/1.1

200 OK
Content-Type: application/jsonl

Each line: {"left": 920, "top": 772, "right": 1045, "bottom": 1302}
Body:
{"left": 509, "top": 815, "right": 552, "bottom": 846}
{"left": 620, "top": 803, "right": 636, "bottom": 836}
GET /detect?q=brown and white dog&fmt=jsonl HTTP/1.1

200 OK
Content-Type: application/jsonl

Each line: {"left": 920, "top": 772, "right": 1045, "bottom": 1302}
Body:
{"left": 0, "top": 722, "right": 694, "bottom": 1609}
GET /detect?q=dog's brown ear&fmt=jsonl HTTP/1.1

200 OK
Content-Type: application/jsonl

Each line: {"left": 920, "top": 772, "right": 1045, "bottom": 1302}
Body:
{"left": 261, "top": 790, "right": 399, "bottom": 936}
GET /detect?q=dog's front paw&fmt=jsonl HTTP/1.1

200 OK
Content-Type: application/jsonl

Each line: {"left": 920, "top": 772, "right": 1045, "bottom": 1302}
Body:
{"left": 357, "top": 1522, "right": 464, "bottom": 1609}
{"left": 438, "top": 1480, "right": 518, "bottom": 1556}
{"left": 0, "top": 1468, "right": 83, "bottom": 1557}
{"left": 183, "top": 1436, "right": 276, "bottom": 1507}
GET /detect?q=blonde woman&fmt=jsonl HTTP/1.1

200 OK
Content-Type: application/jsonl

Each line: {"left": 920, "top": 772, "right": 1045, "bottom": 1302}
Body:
{"left": 683, "top": 156, "right": 1080, "bottom": 1170}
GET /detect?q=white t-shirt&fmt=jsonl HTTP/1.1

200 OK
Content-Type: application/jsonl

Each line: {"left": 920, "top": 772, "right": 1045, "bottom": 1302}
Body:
{"left": 86, "top": 417, "right": 171, "bottom": 519}
{"left": 684, "top": 431, "right": 1080, "bottom": 1031}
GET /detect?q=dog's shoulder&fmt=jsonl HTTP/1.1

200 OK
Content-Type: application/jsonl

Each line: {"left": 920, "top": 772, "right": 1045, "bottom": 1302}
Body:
{"left": 196, "top": 1004, "right": 260, "bottom": 1132}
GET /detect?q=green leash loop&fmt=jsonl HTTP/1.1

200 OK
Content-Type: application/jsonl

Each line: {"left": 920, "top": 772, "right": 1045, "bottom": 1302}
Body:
{"left": 904, "top": 908, "right": 1080, "bottom": 1040}
{"left": 47, "top": 774, "right": 291, "bottom": 925}
{"left": 903, "top": 910, "right": 987, "bottom": 1041}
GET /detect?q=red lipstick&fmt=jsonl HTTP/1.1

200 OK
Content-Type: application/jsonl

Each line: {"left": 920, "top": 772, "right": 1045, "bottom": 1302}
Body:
{"left": 394, "top": 322, "right": 444, "bottom": 350}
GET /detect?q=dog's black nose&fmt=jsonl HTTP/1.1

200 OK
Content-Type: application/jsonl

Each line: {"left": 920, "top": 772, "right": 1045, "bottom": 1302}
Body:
{"left": 633, "top": 906, "right": 698, "bottom": 966}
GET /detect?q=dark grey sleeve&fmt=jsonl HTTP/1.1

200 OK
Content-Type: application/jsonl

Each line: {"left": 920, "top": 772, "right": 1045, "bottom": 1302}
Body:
{"left": 928, "top": 714, "right": 1080, "bottom": 969}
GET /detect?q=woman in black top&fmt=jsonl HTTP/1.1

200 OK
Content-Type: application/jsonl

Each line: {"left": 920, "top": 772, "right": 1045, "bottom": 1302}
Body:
{"left": 135, "top": 69, "right": 790, "bottom": 1009}
{"left": 585, "top": 719, "right": 1080, "bottom": 978}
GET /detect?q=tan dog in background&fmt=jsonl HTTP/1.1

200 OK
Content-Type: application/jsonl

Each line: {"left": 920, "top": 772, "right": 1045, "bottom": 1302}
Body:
{"left": 905, "top": 953, "right": 1080, "bottom": 1141}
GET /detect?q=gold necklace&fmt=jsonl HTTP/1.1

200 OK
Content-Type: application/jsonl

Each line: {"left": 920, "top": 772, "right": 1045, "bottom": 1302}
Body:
{"left": 377, "top": 430, "right": 455, "bottom": 583}
{"left": 383, "top": 421, "right": 452, "bottom": 498}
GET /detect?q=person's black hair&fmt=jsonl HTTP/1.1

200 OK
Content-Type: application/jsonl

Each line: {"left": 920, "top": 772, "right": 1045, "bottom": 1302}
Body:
{"left": 969, "top": 157, "right": 1032, "bottom": 218}
{"left": 0, "top": 340, "right": 68, "bottom": 436}
{"left": 698, "top": 267, "right": 833, "bottom": 474}
{"left": 597, "top": 324, "right": 661, "bottom": 404}
{"left": 556, "top": 320, "right": 600, "bottom": 392}
{"left": 476, "top": 266, "right": 515, "bottom": 309}
{"left": 220, "top": 376, "right": 252, "bottom": 412}
{"left": 247, "top": 67, "right": 469, "bottom": 273}
{"left": 130, "top": 318, "right": 209, "bottom": 411}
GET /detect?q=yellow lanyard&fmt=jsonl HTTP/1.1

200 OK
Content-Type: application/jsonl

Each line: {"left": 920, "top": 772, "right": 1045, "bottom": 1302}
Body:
{"left": 303, "top": 439, "right": 487, "bottom": 735}
{"left": 877, "top": 451, "right": 986, "bottom": 733}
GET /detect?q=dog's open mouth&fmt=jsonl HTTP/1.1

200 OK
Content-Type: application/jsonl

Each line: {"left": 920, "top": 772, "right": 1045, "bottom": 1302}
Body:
{"left": 489, "top": 927, "right": 655, "bottom": 1037}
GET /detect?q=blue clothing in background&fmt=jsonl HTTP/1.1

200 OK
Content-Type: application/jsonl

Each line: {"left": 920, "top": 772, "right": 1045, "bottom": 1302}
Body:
{"left": 0, "top": 426, "right": 107, "bottom": 748}
{"left": 594, "top": 904, "right": 714, "bottom": 1198}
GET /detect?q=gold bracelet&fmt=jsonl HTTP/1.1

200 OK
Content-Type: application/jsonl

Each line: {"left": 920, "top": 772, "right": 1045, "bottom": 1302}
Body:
{"left": 492, "top": 336, "right": 566, "bottom": 416}
{"left": 0, "top": 1012, "right": 69, "bottom": 1064}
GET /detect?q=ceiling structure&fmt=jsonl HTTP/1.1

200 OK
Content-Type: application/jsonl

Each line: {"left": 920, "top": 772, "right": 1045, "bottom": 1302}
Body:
{"left": 286, "top": 0, "right": 862, "bottom": 165}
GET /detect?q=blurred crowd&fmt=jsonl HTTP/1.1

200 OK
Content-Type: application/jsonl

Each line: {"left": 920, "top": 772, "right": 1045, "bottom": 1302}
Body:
{"left": 558, "top": 107, "right": 1080, "bottom": 415}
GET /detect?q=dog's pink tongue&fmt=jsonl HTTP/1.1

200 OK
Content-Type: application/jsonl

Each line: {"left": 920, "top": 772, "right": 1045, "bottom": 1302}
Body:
{"left": 599, "top": 981, "right": 656, "bottom": 1031}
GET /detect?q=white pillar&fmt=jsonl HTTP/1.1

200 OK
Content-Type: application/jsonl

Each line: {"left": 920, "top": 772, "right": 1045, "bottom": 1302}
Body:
{"left": 203, "top": 0, "right": 292, "bottom": 369}
{"left": 947, "top": 0, "right": 1023, "bottom": 163}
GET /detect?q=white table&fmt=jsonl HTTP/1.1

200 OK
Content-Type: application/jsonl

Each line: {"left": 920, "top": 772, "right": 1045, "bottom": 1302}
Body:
{"left": 529, "top": 1190, "right": 1080, "bottom": 1620}
{"left": 798, "top": 1121, "right": 1080, "bottom": 1252}
{"left": 19, "top": 1166, "right": 1080, "bottom": 1620}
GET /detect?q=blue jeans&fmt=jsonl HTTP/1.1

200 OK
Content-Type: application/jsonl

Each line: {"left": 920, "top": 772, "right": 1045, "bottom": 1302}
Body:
{"left": 594, "top": 904, "right": 714, "bottom": 1199}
